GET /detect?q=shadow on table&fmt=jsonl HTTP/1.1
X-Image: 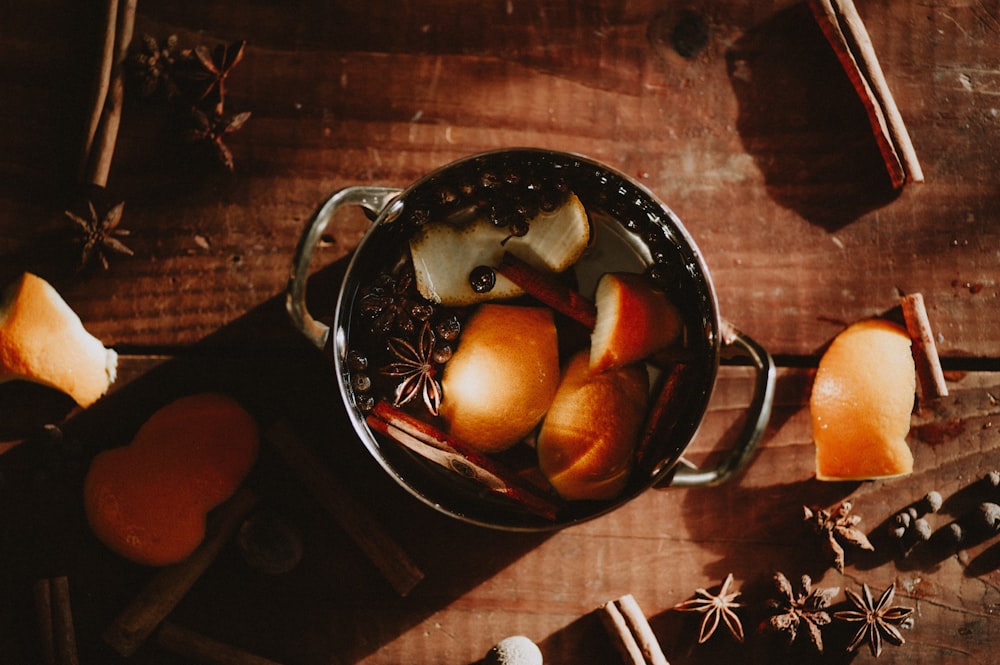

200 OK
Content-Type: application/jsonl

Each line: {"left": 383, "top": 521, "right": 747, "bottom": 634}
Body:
{"left": 725, "top": 3, "right": 900, "bottom": 231}
{"left": 0, "top": 257, "right": 551, "bottom": 665}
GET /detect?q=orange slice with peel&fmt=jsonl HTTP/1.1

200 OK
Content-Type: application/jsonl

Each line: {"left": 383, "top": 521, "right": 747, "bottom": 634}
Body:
{"left": 538, "top": 350, "right": 649, "bottom": 500}
{"left": 440, "top": 304, "right": 560, "bottom": 453}
{"left": 0, "top": 272, "right": 117, "bottom": 407}
{"left": 811, "top": 319, "right": 916, "bottom": 481}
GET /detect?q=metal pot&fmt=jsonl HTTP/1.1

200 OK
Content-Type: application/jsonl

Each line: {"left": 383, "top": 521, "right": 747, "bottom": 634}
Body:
{"left": 287, "top": 148, "right": 775, "bottom": 531}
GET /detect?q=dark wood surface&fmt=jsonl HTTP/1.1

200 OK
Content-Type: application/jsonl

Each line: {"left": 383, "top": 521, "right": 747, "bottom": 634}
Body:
{"left": 2, "top": 1, "right": 999, "bottom": 663}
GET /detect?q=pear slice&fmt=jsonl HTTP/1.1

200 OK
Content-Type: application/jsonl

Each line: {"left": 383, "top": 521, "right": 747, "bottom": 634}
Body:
{"left": 0, "top": 272, "right": 117, "bottom": 407}
{"left": 409, "top": 192, "right": 590, "bottom": 306}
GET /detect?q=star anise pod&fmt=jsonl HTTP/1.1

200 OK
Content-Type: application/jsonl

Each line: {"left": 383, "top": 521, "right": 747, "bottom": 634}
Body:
{"left": 381, "top": 321, "right": 443, "bottom": 416}
{"left": 674, "top": 573, "right": 745, "bottom": 643}
{"left": 834, "top": 582, "right": 913, "bottom": 658}
{"left": 65, "top": 199, "right": 134, "bottom": 270}
{"left": 185, "top": 40, "right": 246, "bottom": 113}
{"left": 186, "top": 108, "right": 252, "bottom": 172}
{"left": 766, "top": 572, "right": 838, "bottom": 653}
{"left": 804, "top": 501, "right": 874, "bottom": 572}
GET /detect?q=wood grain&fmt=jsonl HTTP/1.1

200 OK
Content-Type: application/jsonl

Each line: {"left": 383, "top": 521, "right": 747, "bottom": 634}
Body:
{"left": 1, "top": 1, "right": 999, "bottom": 664}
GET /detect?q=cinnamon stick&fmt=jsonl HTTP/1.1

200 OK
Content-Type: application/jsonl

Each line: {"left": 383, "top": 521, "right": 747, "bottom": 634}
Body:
{"left": 33, "top": 577, "right": 79, "bottom": 665}
{"left": 600, "top": 594, "right": 670, "bottom": 665}
{"left": 264, "top": 421, "right": 424, "bottom": 597}
{"left": 157, "top": 621, "right": 285, "bottom": 665}
{"left": 369, "top": 401, "right": 561, "bottom": 520}
{"left": 900, "top": 292, "right": 948, "bottom": 400}
{"left": 497, "top": 252, "right": 597, "bottom": 328}
{"left": 808, "top": 0, "right": 923, "bottom": 188}
{"left": 636, "top": 363, "right": 686, "bottom": 468}
{"left": 103, "top": 487, "right": 259, "bottom": 657}
{"left": 78, "top": 0, "right": 119, "bottom": 184}
{"left": 83, "top": 0, "right": 137, "bottom": 187}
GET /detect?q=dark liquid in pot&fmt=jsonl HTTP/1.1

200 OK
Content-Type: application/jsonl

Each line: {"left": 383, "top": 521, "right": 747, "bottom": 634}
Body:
{"left": 341, "top": 150, "right": 717, "bottom": 528}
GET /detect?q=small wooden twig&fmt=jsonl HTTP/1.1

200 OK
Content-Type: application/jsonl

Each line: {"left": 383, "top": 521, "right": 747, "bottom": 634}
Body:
{"left": 600, "top": 594, "right": 670, "bottom": 665}
{"left": 157, "top": 621, "right": 285, "bottom": 665}
{"left": 900, "top": 292, "right": 948, "bottom": 400}
{"left": 33, "top": 576, "right": 79, "bottom": 665}
{"left": 808, "top": 0, "right": 923, "bottom": 188}
{"left": 103, "top": 488, "right": 259, "bottom": 657}
{"left": 264, "top": 421, "right": 424, "bottom": 597}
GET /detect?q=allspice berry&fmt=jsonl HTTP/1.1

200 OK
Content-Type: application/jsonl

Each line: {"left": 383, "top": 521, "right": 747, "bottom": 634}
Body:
{"left": 975, "top": 502, "right": 1000, "bottom": 533}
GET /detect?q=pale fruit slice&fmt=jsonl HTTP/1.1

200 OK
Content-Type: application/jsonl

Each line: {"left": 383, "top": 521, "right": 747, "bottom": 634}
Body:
{"left": 538, "top": 350, "right": 649, "bottom": 501}
{"left": 590, "top": 272, "right": 683, "bottom": 372}
{"left": 439, "top": 304, "right": 560, "bottom": 453}
{"left": 0, "top": 273, "right": 117, "bottom": 407}
{"left": 811, "top": 319, "right": 916, "bottom": 481}
{"left": 410, "top": 192, "right": 590, "bottom": 306}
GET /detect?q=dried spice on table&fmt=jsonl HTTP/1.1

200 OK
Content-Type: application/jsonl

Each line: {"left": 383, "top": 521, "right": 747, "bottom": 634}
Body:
{"left": 674, "top": 573, "right": 745, "bottom": 643}
{"left": 127, "top": 33, "right": 182, "bottom": 100}
{"left": 834, "top": 582, "right": 914, "bottom": 658}
{"left": 64, "top": 199, "right": 133, "bottom": 271}
{"left": 765, "top": 572, "right": 838, "bottom": 653}
{"left": 183, "top": 40, "right": 247, "bottom": 114}
{"left": 185, "top": 108, "right": 253, "bottom": 174}
{"left": 125, "top": 35, "right": 252, "bottom": 172}
{"left": 804, "top": 501, "right": 874, "bottom": 572}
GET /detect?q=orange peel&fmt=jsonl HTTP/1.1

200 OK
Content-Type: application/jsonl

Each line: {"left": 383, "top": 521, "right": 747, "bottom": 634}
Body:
{"left": 811, "top": 319, "right": 916, "bottom": 481}
{"left": 0, "top": 272, "right": 117, "bottom": 407}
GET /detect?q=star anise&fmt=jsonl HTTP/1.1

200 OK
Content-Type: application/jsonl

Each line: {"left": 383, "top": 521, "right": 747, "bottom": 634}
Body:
{"left": 804, "top": 501, "right": 874, "bottom": 572}
{"left": 358, "top": 268, "right": 434, "bottom": 338}
{"left": 64, "top": 199, "right": 134, "bottom": 270}
{"left": 766, "top": 572, "right": 838, "bottom": 653}
{"left": 834, "top": 582, "right": 913, "bottom": 658}
{"left": 186, "top": 40, "right": 246, "bottom": 113}
{"left": 674, "top": 573, "right": 745, "bottom": 643}
{"left": 381, "top": 321, "right": 443, "bottom": 416}
{"left": 186, "top": 108, "right": 252, "bottom": 172}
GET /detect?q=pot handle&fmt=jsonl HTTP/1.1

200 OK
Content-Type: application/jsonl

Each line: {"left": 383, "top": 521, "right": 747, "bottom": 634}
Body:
{"left": 667, "top": 321, "right": 776, "bottom": 487}
{"left": 286, "top": 186, "right": 402, "bottom": 349}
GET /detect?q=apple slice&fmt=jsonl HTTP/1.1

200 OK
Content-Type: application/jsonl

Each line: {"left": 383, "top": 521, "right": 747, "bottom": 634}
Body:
{"left": 409, "top": 192, "right": 590, "bottom": 306}
{"left": 590, "top": 272, "right": 683, "bottom": 372}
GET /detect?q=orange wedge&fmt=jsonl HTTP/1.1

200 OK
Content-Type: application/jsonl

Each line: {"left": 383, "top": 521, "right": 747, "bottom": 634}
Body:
{"left": 440, "top": 304, "right": 560, "bottom": 453}
{"left": 538, "top": 350, "right": 649, "bottom": 500}
{"left": 811, "top": 319, "right": 916, "bottom": 481}
{"left": 0, "top": 273, "right": 117, "bottom": 407}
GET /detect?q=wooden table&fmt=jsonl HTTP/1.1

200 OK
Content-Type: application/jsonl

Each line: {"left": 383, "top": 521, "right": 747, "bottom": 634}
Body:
{"left": 2, "top": 1, "right": 998, "bottom": 663}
